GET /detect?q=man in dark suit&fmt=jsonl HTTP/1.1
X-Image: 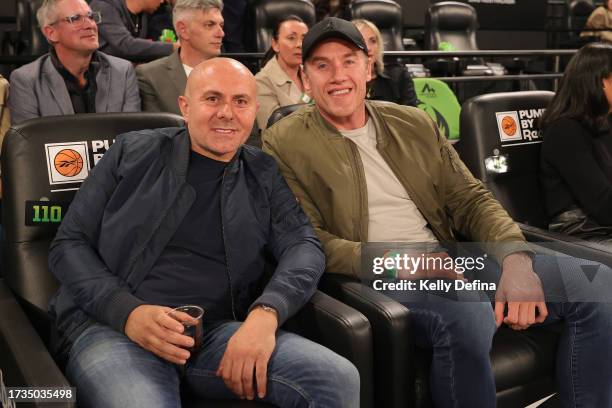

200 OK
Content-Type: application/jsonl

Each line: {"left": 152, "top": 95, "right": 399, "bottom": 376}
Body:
{"left": 135, "top": 0, "right": 223, "bottom": 115}
{"left": 8, "top": 0, "right": 140, "bottom": 124}
{"left": 89, "top": 0, "right": 177, "bottom": 62}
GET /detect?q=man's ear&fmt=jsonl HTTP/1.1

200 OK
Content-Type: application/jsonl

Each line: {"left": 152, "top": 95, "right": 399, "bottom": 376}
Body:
{"left": 301, "top": 65, "right": 312, "bottom": 96}
{"left": 178, "top": 95, "right": 189, "bottom": 122}
{"left": 43, "top": 25, "right": 58, "bottom": 44}
{"left": 176, "top": 20, "right": 188, "bottom": 41}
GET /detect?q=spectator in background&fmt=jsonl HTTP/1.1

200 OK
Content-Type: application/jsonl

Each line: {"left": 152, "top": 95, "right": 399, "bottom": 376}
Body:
{"left": 255, "top": 15, "right": 310, "bottom": 130}
{"left": 582, "top": 0, "right": 612, "bottom": 42}
{"left": 90, "top": 0, "right": 178, "bottom": 62}
{"left": 353, "top": 19, "right": 417, "bottom": 107}
{"left": 136, "top": 0, "right": 224, "bottom": 114}
{"left": 221, "top": 0, "right": 246, "bottom": 52}
{"left": 540, "top": 42, "right": 612, "bottom": 246}
{"left": 8, "top": 0, "right": 140, "bottom": 125}
{"left": 312, "top": 0, "right": 350, "bottom": 21}
{"left": 147, "top": 0, "right": 177, "bottom": 42}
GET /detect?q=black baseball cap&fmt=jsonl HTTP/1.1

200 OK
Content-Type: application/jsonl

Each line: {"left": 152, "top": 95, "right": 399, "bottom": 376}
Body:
{"left": 301, "top": 17, "right": 368, "bottom": 64}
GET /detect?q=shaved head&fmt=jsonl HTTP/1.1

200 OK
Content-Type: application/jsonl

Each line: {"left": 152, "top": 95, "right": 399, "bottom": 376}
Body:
{"left": 185, "top": 58, "right": 256, "bottom": 98}
{"left": 178, "top": 57, "right": 259, "bottom": 162}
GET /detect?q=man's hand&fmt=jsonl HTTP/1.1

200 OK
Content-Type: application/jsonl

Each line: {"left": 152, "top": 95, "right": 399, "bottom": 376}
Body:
{"left": 216, "top": 307, "right": 278, "bottom": 400}
{"left": 125, "top": 305, "right": 195, "bottom": 364}
{"left": 395, "top": 252, "right": 465, "bottom": 281}
{"left": 494, "top": 252, "right": 548, "bottom": 330}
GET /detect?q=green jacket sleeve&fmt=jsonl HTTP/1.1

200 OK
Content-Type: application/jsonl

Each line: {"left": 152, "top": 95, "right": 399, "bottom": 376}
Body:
{"left": 262, "top": 129, "right": 362, "bottom": 278}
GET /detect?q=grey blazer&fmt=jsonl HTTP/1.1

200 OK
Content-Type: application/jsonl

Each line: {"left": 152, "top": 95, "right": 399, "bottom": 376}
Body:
{"left": 135, "top": 49, "right": 186, "bottom": 115}
{"left": 8, "top": 51, "right": 141, "bottom": 125}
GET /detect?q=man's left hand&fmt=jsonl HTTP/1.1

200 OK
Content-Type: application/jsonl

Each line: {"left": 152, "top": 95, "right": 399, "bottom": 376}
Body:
{"left": 494, "top": 252, "right": 548, "bottom": 330}
{"left": 217, "top": 307, "right": 278, "bottom": 400}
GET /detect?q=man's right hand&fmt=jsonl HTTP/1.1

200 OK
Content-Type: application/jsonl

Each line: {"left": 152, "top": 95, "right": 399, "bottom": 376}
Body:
{"left": 125, "top": 305, "right": 195, "bottom": 364}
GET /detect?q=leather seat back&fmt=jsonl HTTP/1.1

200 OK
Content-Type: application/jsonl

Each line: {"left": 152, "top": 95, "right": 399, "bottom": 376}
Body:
{"left": 425, "top": 1, "right": 479, "bottom": 51}
{"left": 266, "top": 103, "right": 304, "bottom": 129}
{"left": 455, "top": 91, "right": 554, "bottom": 228}
{"left": 350, "top": 0, "right": 404, "bottom": 51}
{"left": 250, "top": 0, "right": 316, "bottom": 52}
{"left": 1, "top": 113, "right": 184, "bottom": 328}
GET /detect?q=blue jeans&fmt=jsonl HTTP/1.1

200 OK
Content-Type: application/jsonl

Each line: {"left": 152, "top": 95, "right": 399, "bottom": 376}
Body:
{"left": 398, "top": 254, "right": 612, "bottom": 408}
{"left": 65, "top": 321, "right": 360, "bottom": 408}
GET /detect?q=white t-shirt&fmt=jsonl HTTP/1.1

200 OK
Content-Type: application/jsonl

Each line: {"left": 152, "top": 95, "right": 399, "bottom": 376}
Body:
{"left": 340, "top": 119, "right": 438, "bottom": 243}
{"left": 183, "top": 64, "right": 193, "bottom": 78}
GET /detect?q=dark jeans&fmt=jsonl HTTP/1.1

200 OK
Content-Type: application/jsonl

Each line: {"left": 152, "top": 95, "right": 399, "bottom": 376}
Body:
{"left": 392, "top": 253, "right": 612, "bottom": 408}
{"left": 66, "top": 321, "right": 360, "bottom": 408}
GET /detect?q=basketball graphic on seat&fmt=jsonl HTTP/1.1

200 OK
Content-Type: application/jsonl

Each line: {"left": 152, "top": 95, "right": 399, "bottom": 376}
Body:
{"left": 54, "top": 149, "right": 84, "bottom": 177}
{"left": 501, "top": 116, "right": 517, "bottom": 136}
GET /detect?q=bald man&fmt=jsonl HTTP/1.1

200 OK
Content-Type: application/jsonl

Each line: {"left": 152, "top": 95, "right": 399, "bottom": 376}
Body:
{"left": 48, "top": 58, "right": 359, "bottom": 408}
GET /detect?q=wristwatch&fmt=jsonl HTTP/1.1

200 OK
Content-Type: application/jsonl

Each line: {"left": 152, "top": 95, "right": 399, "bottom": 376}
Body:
{"left": 256, "top": 304, "right": 278, "bottom": 316}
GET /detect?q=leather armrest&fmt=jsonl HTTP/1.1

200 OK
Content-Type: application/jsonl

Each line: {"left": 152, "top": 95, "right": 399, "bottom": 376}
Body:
{"left": 319, "top": 274, "right": 413, "bottom": 408}
{"left": 518, "top": 223, "right": 612, "bottom": 267}
{"left": 285, "top": 290, "right": 374, "bottom": 408}
{"left": 0, "top": 280, "right": 74, "bottom": 408}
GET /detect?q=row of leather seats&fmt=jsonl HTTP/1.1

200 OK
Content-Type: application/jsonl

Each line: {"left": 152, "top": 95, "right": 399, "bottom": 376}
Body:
{"left": 5, "top": 89, "right": 612, "bottom": 408}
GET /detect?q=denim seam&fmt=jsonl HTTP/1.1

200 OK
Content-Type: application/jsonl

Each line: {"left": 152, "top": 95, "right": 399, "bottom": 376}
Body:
{"left": 188, "top": 369, "right": 314, "bottom": 406}
{"left": 417, "top": 308, "right": 459, "bottom": 408}
{"left": 568, "top": 302, "right": 580, "bottom": 408}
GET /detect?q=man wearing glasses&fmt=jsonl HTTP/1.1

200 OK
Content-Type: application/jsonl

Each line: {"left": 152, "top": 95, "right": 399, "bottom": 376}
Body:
{"left": 8, "top": 0, "right": 141, "bottom": 125}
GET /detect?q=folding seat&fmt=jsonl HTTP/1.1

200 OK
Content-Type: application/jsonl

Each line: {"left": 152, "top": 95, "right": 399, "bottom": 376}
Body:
{"left": 456, "top": 91, "right": 612, "bottom": 265}
{"left": 0, "top": 112, "right": 374, "bottom": 408}
{"left": 349, "top": 0, "right": 404, "bottom": 51}
{"left": 247, "top": 0, "right": 316, "bottom": 53}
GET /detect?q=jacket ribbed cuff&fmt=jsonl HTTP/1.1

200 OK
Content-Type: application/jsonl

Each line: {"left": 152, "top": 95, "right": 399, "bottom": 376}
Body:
{"left": 101, "top": 290, "right": 147, "bottom": 334}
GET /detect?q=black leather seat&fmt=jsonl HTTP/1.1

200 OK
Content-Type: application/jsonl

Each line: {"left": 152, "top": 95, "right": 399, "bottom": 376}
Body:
{"left": 456, "top": 91, "right": 612, "bottom": 266}
{"left": 349, "top": 0, "right": 404, "bottom": 51}
{"left": 247, "top": 0, "right": 316, "bottom": 53}
{"left": 425, "top": 1, "right": 479, "bottom": 53}
{"left": 265, "top": 103, "right": 570, "bottom": 408}
{"left": 14, "top": 0, "right": 46, "bottom": 56}
{"left": 0, "top": 113, "right": 375, "bottom": 408}
{"left": 563, "top": 0, "right": 597, "bottom": 48}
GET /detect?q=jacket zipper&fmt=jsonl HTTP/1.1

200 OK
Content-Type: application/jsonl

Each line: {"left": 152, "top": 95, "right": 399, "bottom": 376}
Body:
{"left": 346, "top": 139, "right": 369, "bottom": 241}
{"left": 220, "top": 168, "right": 238, "bottom": 320}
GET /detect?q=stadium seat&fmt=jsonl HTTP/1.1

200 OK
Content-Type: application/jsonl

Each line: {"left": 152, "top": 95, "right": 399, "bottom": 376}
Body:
{"left": 563, "top": 0, "right": 596, "bottom": 48}
{"left": 247, "top": 0, "right": 316, "bottom": 53}
{"left": 0, "top": 113, "right": 375, "bottom": 408}
{"left": 10, "top": 0, "right": 46, "bottom": 56}
{"left": 413, "top": 77, "right": 461, "bottom": 141}
{"left": 456, "top": 91, "right": 612, "bottom": 265}
{"left": 349, "top": 0, "right": 404, "bottom": 51}
{"left": 424, "top": 1, "right": 507, "bottom": 78}
{"left": 266, "top": 105, "right": 567, "bottom": 408}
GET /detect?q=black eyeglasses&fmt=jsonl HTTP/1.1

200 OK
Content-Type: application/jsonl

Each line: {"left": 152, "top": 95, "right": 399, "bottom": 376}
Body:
{"left": 50, "top": 11, "right": 102, "bottom": 26}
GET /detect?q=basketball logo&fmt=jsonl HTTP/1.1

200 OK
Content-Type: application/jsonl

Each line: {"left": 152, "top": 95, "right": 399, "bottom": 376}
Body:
{"left": 54, "top": 149, "right": 84, "bottom": 177}
{"left": 501, "top": 116, "right": 517, "bottom": 136}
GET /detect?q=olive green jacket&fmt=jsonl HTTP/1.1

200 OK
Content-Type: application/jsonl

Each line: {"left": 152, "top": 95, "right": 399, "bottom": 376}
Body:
{"left": 262, "top": 101, "right": 529, "bottom": 277}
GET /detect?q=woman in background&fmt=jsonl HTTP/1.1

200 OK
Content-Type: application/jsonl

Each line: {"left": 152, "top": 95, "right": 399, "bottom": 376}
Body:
{"left": 352, "top": 19, "right": 417, "bottom": 107}
{"left": 255, "top": 15, "right": 310, "bottom": 130}
{"left": 540, "top": 42, "right": 612, "bottom": 246}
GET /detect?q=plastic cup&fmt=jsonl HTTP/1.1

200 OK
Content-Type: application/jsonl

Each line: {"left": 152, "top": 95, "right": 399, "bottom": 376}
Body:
{"left": 167, "top": 305, "right": 204, "bottom": 352}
